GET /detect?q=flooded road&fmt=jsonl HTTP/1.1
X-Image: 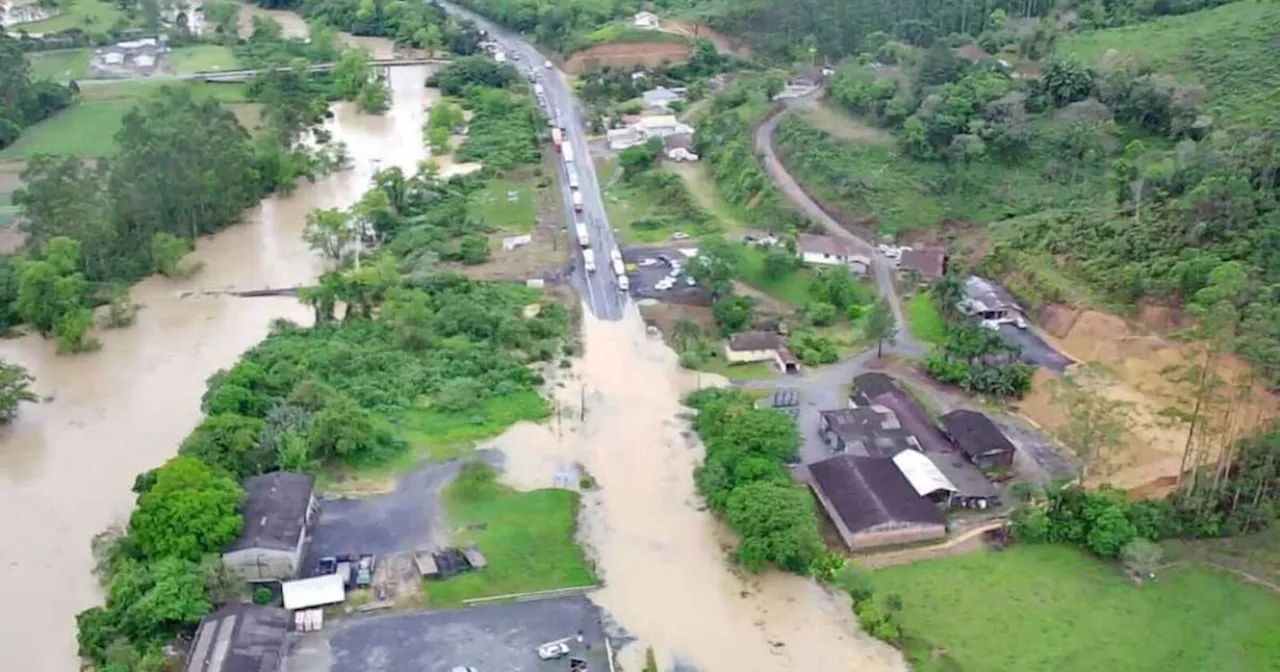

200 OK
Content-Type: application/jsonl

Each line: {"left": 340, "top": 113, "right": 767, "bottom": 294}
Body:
{"left": 0, "top": 39, "right": 433, "bottom": 671}
{"left": 492, "top": 308, "right": 907, "bottom": 672}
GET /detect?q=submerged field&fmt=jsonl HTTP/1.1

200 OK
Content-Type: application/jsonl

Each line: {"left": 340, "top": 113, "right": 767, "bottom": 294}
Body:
{"left": 874, "top": 544, "right": 1280, "bottom": 672}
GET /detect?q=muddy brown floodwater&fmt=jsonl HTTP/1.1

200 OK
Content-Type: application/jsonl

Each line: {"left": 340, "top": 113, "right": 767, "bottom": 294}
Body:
{"left": 0, "top": 39, "right": 432, "bottom": 669}
{"left": 492, "top": 308, "right": 907, "bottom": 672}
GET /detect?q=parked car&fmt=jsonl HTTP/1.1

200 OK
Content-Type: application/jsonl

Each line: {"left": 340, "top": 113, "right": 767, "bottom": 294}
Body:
{"left": 1013, "top": 316, "right": 1027, "bottom": 329}
{"left": 537, "top": 642, "right": 571, "bottom": 660}
{"left": 544, "top": 59, "right": 553, "bottom": 69}
{"left": 671, "top": 231, "right": 689, "bottom": 240}
{"left": 356, "top": 554, "right": 375, "bottom": 588}
{"left": 315, "top": 557, "right": 337, "bottom": 576}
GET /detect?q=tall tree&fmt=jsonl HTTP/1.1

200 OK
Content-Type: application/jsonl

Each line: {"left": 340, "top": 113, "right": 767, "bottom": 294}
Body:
{"left": 128, "top": 456, "right": 244, "bottom": 562}
{"left": 865, "top": 297, "right": 896, "bottom": 357}
{"left": 1048, "top": 363, "right": 1133, "bottom": 485}
{"left": 0, "top": 359, "right": 37, "bottom": 424}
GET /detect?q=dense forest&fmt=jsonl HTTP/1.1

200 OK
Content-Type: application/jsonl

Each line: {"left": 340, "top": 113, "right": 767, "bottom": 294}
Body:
{"left": 0, "top": 33, "right": 77, "bottom": 150}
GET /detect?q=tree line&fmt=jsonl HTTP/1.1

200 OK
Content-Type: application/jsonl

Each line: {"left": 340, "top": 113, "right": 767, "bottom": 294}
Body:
{"left": 0, "top": 32, "right": 77, "bottom": 150}
{"left": 252, "top": 0, "right": 485, "bottom": 54}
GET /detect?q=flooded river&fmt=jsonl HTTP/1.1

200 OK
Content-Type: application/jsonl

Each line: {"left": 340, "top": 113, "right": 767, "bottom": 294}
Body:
{"left": 493, "top": 309, "right": 907, "bottom": 672}
{"left": 0, "top": 28, "right": 431, "bottom": 669}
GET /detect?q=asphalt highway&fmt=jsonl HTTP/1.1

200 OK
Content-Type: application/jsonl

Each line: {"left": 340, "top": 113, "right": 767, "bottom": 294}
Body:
{"left": 440, "top": 2, "right": 626, "bottom": 320}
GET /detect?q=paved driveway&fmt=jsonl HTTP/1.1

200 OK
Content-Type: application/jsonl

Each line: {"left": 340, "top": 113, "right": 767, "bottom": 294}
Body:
{"left": 996, "top": 324, "right": 1074, "bottom": 373}
{"left": 283, "top": 596, "right": 608, "bottom": 672}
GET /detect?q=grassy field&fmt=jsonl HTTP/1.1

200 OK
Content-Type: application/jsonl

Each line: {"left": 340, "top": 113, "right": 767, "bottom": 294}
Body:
{"left": 734, "top": 243, "right": 813, "bottom": 306}
{"left": 14, "top": 0, "right": 131, "bottom": 33}
{"left": 1059, "top": 1, "right": 1280, "bottom": 128}
{"left": 662, "top": 162, "right": 751, "bottom": 233}
{"left": 1, "top": 80, "right": 250, "bottom": 159}
{"left": 397, "top": 391, "right": 550, "bottom": 463}
{"left": 467, "top": 177, "right": 535, "bottom": 232}
{"left": 905, "top": 291, "right": 946, "bottom": 345}
{"left": 425, "top": 467, "right": 595, "bottom": 607}
{"left": 696, "top": 353, "right": 779, "bottom": 381}
{"left": 874, "top": 544, "right": 1280, "bottom": 672}
{"left": 168, "top": 45, "right": 240, "bottom": 74}
{"left": 772, "top": 115, "right": 1108, "bottom": 233}
{"left": 27, "top": 49, "right": 91, "bottom": 81}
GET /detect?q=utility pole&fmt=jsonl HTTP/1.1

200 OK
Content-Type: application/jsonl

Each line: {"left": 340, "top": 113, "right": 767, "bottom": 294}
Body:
{"left": 580, "top": 385, "right": 586, "bottom": 422}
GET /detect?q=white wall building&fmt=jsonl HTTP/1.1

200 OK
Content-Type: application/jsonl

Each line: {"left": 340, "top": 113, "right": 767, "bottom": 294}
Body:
{"left": 633, "top": 11, "right": 659, "bottom": 30}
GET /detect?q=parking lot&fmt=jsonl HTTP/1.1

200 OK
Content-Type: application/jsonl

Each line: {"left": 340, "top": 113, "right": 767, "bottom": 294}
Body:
{"left": 283, "top": 595, "right": 609, "bottom": 672}
{"left": 997, "top": 324, "right": 1074, "bottom": 373}
{"left": 620, "top": 245, "right": 707, "bottom": 303}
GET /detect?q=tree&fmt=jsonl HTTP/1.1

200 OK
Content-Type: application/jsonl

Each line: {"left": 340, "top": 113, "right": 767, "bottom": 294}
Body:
{"left": 618, "top": 139, "right": 662, "bottom": 177}
{"left": 303, "top": 208, "right": 354, "bottom": 264}
{"left": 1049, "top": 363, "right": 1133, "bottom": 484}
{"left": 179, "top": 414, "right": 271, "bottom": 480}
{"left": 150, "top": 232, "right": 197, "bottom": 278}
{"left": 725, "top": 481, "right": 823, "bottom": 573}
{"left": 0, "top": 359, "right": 37, "bottom": 424}
{"left": 712, "top": 295, "right": 755, "bottom": 335}
{"left": 864, "top": 297, "right": 896, "bottom": 357}
{"left": 806, "top": 302, "right": 838, "bottom": 327}
{"left": 128, "top": 456, "right": 244, "bottom": 562}
{"left": 1041, "top": 56, "right": 1095, "bottom": 108}
{"left": 688, "top": 237, "right": 740, "bottom": 300}
{"left": 930, "top": 274, "right": 964, "bottom": 323}
{"left": 762, "top": 248, "right": 795, "bottom": 280}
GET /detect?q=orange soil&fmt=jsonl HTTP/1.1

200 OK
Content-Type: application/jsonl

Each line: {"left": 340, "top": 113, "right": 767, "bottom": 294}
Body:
{"left": 657, "top": 20, "right": 753, "bottom": 57}
{"left": 564, "top": 41, "right": 694, "bottom": 74}
{"left": 1016, "top": 310, "right": 1279, "bottom": 496}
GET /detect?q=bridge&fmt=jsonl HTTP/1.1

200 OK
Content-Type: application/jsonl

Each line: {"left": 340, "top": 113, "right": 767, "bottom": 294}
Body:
{"left": 194, "top": 57, "right": 453, "bottom": 83}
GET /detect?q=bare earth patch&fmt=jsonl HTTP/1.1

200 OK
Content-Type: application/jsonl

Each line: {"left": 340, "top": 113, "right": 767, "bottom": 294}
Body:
{"left": 564, "top": 41, "right": 694, "bottom": 74}
{"left": 656, "top": 20, "right": 752, "bottom": 57}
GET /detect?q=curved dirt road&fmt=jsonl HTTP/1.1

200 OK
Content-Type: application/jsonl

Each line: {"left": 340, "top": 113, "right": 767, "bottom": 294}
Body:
{"left": 755, "top": 103, "right": 922, "bottom": 356}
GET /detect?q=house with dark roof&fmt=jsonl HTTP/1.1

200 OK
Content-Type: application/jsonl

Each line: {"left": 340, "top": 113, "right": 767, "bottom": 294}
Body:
{"left": 808, "top": 454, "right": 947, "bottom": 550}
{"left": 185, "top": 604, "right": 289, "bottom": 672}
{"left": 940, "top": 409, "right": 1017, "bottom": 470}
{"left": 819, "top": 407, "right": 920, "bottom": 456}
{"left": 848, "top": 372, "right": 901, "bottom": 407}
{"left": 222, "top": 471, "right": 318, "bottom": 583}
{"left": 870, "top": 392, "right": 1001, "bottom": 507}
{"left": 724, "top": 331, "right": 800, "bottom": 373}
{"left": 898, "top": 247, "right": 947, "bottom": 281}
{"left": 960, "top": 276, "right": 1022, "bottom": 321}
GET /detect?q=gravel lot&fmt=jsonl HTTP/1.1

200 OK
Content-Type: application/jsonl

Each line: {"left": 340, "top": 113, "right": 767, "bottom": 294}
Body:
{"left": 283, "top": 596, "right": 609, "bottom": 672}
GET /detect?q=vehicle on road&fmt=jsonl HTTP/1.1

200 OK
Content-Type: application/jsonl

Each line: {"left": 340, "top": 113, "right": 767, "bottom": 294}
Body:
{"left": 494, "top": 51, "right": 506, "bottom": 63}
{"left": 534, "top": 83, "right": 544, "bottom": 96}
{"left": 617, "top": 274, "right": 630, "bottom": 291}
{"left": 575, "top": 221, "right": 589, "bottom": 247}
{"left": 562, "top": 143, "right": 575, "bottom": 164}
{"left": 544, "top": 59, "right": 553, "bottom": 69}
{"left": 1014, "top": 316, "right": 1027, "bottom": 329}
{"left": 335, "top": 559, "right": 353, "bottom": 588}
{"left": 583, "top": 249, "right": 597, "bottom": 273}
{"left": 551, "top": 127, "right": 563, "bottom": 151}
{"left": 637, "top": 258, "right": 658, "bottom": 267}
{"left": 450, "top": 667, "right": 478, "bottom": 672}
{"left": 572, "top": 191, "right": 584, "bottom": 212}
{"left": 611, "top": 257, "right": 625, "bottom": 277}
{"left": 537, "top": 642, "right": 571, "bottom": 660}
{"left": 568, "top": 171, "right": 579, "bottom": 189}
{"left": 355, "top": 554, "right": 375, "bottom": 588}
{"left": 609, "top": 249, "right": 622, "bottom": 265}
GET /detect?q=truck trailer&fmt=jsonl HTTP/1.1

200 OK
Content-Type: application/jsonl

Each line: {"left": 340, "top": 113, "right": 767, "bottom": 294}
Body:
{"left": 572, "top": 191, "right": 583, "bottom": 212}
{"left": 575, "top": 221, "right": 589, "bottom": 247}
{"left": 561, "top": 143, "right": 575, "bottom": 164}
{"left": 551, "top": 127, "right": 563, "bottom": 151}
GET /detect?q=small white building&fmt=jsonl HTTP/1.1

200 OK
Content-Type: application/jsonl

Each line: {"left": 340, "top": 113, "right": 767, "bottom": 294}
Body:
{"left": 635, "top": 114, "right": 693, "bottom": 139}
{"left": 798, "top": 233, "right": 858, "bottom": 268}
{"left": 634, "top": 11, "right": 660, "bottom": 30}
{"left": 662, "top": 134, "right": 698, "bottom": 162}
{"left": 281, "top": 573, "right": 346, "bottom": 611}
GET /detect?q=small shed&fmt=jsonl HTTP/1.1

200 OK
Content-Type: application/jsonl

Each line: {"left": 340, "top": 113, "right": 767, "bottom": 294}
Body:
{"left": 281, "top": 573, "right": 346, "bottom": 611}
{"left": 940, "top": 409, "right": 1017, "bottom": 470}
{"left": 892, "top": 449, "right": 959, "bottom": 503}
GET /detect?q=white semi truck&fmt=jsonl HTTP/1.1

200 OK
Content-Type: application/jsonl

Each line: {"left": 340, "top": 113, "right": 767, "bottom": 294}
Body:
{"left": 582, "top": 249, "right": 596, "bottom": 273}
{"left": 575, "top": 220, "right": 589, "bottom": 247}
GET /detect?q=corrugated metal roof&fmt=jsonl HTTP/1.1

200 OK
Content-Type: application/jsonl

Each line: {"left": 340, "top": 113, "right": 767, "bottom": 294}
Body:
{"left": 281, "top": 573, "right": 345, "bottom": 610}
{"left": 892, "top": 449, "right": 957, "bottom": 497}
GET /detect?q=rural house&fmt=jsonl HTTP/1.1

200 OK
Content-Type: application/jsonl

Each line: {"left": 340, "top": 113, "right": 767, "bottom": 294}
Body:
{"left": 798, "top": 234, "right": 861, "bottom": 269}
{"left": 633, "top": 10, "right": 659, "bottom": 29}
{"left": 960, "top": 276, "right": 1022, "bottom": 322}
{"left": 606, "top": 126, "right": 646, "bottom": 150}
{"left": 724, "top": 331, "right": 800, "bottom": 373}
{"left": 635, "top": 114, "right": 694, "bottom": 139}
{"left": 808, "top": 454, "right": 947, "bottom": 550}
{"left": 642, "top": 86, "right": 684, "bottom": 109}
{"left": 940, "top": 409, "right": 1017, "bottom": 470}
{"left": 898, "top": 247, "right": 947, "bottom": 282}
{"left": 222, "top": 471, "right": 318, "bottom": 583}
{"left": 184, "top": 604, "right": 289, "bottom": 672}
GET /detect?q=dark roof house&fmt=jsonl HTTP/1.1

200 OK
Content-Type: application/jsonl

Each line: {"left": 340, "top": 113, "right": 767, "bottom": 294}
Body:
{"left": 808, "top": 454, "right": 947, "bottom": 550}
{"left": 868, "top": 391, "right": 1000, "bottom": 504}
{"left": 940, "top": 409, "right": 1017, "bottom": 470}
{"left": 819, "top": 407, "right": 921, "bottom": 457}
{"left": 727, "top": 331, "right": 783, "bottom": 352}
{"left": 227, "top": 471, "right": 316, "bottom": 553}
{"left": 899, "top": 247, "right": 947, "bottom": 280}
{"left": 185, "top": 604, "right": 289, "bottom": 672}
{"left": 849, "top": 372, "right": 900, "bottom": 407}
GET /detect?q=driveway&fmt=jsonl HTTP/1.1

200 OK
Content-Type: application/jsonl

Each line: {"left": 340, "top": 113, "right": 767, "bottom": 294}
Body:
{"left": 304, "top": 453, "right": 498, "bottom": 569}
{"left": 996, "top": 324, "right": 1074, "bottom": 373}
{"left": 283, "top": 595, "right": 609, "bottom": 672}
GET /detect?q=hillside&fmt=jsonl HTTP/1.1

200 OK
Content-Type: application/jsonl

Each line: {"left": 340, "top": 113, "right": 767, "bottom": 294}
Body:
{"left": 1060, "top": 1, "right": 1280, "bottom": 128}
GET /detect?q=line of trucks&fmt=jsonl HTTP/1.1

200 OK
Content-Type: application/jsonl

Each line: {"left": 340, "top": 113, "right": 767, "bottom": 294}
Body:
{"left": 556, "top": 125, "right": 627, "bottom": 291}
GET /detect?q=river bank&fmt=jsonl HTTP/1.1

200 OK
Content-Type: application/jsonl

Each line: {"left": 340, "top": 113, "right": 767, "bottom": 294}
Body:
{"left": 0, "top": 19, "right": 433, "bottom": 668}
